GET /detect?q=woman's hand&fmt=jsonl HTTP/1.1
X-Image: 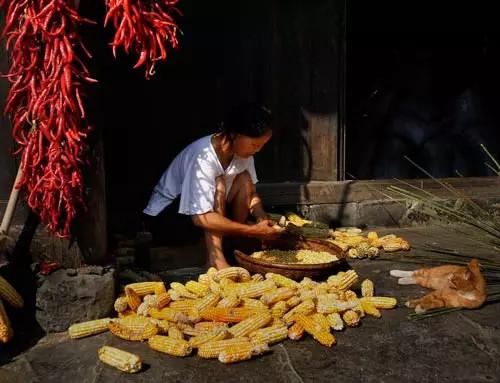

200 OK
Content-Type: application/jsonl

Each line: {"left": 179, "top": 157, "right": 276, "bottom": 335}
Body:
{"left": 249, "top": 219, "right": 285, "bottom": 240}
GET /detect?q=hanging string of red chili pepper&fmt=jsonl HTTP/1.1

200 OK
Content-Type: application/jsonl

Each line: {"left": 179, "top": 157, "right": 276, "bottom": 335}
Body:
{"left": 1, "top": 0, "right": 97, "bottom": 237}
{"left": 104, "top": 0, "right": 181, "bottom": 78}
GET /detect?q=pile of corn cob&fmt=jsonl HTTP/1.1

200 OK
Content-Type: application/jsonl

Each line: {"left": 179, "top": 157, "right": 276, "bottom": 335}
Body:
{"left": 328, "top": 228, "right": 411, "bottom": 259}
{"left": 0, "top": 275, "right": 24, "bottom": 343}
{"left": 68, "top": 266, "right": 397, "bottom": 372}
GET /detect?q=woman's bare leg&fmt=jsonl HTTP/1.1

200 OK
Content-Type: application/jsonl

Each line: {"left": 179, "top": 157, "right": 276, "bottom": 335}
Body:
{"left": 227, "top": 171, "right": 258, "bottom": 223}
{"left": 205, "top": 176, "right": 230, "bottom": 270}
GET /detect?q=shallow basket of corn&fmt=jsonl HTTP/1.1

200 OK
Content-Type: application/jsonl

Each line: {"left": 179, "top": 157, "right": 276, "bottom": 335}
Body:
{"left": 68, "top": 266, "right": 398, "bottom": 372}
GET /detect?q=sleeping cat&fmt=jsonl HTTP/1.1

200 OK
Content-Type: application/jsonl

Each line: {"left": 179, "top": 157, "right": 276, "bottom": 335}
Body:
{"left": 390, "top": 259, "right": 487, "bottom": 313}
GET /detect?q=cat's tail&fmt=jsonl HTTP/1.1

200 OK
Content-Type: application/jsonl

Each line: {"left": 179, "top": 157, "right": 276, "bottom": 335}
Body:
{"left": 390, "top": 270, "right": 414, "bottom": 278}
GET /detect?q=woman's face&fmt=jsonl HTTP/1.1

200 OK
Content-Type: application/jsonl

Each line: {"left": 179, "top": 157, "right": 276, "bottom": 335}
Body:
{"left": 232, "top": 130, "right": 272, "bottom": 158}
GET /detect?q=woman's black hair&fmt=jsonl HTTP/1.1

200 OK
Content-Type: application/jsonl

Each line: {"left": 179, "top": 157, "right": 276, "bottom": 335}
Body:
{"left": 221, "top": 102, "right": 272, "bottom": 138}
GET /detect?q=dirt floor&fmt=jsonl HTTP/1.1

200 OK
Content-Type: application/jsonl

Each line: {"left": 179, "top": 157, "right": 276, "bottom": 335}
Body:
{"left": 1, "top": 224, "right": 500, "bottom": 383}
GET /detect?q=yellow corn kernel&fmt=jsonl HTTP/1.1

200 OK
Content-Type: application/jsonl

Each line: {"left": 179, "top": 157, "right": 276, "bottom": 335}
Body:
{"left": 68, "top": 318, "right": 111, "bottom": 339}
{"left": 197, "top": 338, "right": 251, "bottom": 359}
{"left": 0, "top": 276, "right": 24, "bottom": 309}
{"left": 362, "top": 296, "right": 397, "bottom": 309}
{"left": 189, "top": 326, "right": 228, "bottom": 348}
{"left": 169, "top": 299, "right": 199, "bottom": 313}
{"left": 285, "top": 296, "right": 301, "bottom": 309}
{"left": 360, "top": 300, "right": 381, "bottom": 318}
{"left": 283, "top": 299, "right": 315, "bottom": 324}
{"left": 0, "top": 299, "right": 13, "bottom": 343}
{"left": 294, "top": 313, "right": 336, "bottom": 347}
{"left": 251, "top": 273, "right": 264, "bottom": 282}
{"left": 168, "top": 325, "right": 185, "bottom": 340}
{"left": 149, "top": 307, "right": 189, "bottom": 323}
{"left": 185, "top": 281, "right": 210, "bottom": 297}
{"left": 342, "top": 310, "right": 360, "bottom": 327}
{"left": 361, "top": 279, "right": 374, "bottom": 297}
{"left": 214, "top": 267, "right": 251, "bottom": 282}
{"left": 270, "top": 301, "right": 288, "bottom": 318}
{"left": 217, "top": 294, "right": 240, "bottom": 309}
{"left": 288, "top": 322, "right": 304, "bottom": 340}
{"left": 170, "top": 282, "right": 198, "bottom": 299}
{"left": 194, "top": 321, "right": 227, "bottom": 332}
{"left": 195, "top": 293, "right": 221, "bottom": 313}
{"left": 316, "top": 295, "right": 357, "bottom": 314}
{"left": 260, "top": 288, "right": 297, "bottom": 306}
{"left": 237, "top": 280, "right": 276, "bottom": 299}
{"left": 109, "top": 317, "right": 158, "bottom": 341}
{"left": 148, "top": 335, "right": 192, "bottom": 357}
{"left": 326, "top": 313, "right": 344, "bottom": 331}
{"left": 312, "top": 313, "right": 330, "bottom": 331}
{"left": 265, "top": 273, "right": 300, "bottom": 289}
{"left": 98, "top": 346, "right": 142, "bottom": 373}
{"left": 114, "top": 296, "right": 129, "bottom": 313}
{"left": 125, "top": 282, "right": 163, "bottom": 297}
{"left": 125, "top": 287, "right": 141, "bottom": 312}
{"left": 218, "top": 347, "right": 253, "bottom": 364}
{"left": 241, "top": 298, "right": 268, "bottom": 310}
{"left": 249, "top": 325, "right": 288, "bottom": 345}
{"left": 228, "top": 312, "right": 272, "bottom": 338}
{"left": 200, "top": 307, "right": 266, "bottom": 323}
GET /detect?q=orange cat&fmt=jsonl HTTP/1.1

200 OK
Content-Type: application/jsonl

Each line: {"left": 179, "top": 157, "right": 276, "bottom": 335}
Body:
{"left": 390, "top": 259, "right": 487, "bottom": 313}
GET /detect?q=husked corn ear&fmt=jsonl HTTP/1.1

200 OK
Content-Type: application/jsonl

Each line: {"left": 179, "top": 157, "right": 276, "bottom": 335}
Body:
{"left": 366, "top": 247, "right": 380, "bottom": 259}
{"left": 271, "top": 300, "right": 288, "bottom": 318}
{"left": 185, "top": 281, "right": 210, "bottom": 297}
{"left": 360, "top": 300, "right": 381, "bottom": 318}
{"left": 0, "top": 299, "right": 13, "bottom": 343}
{"left": 249, "top": 325, "right": 288, "bottom": 345}
{"left": 149, "top": 307, "right": 189, "bottom": 323}
{"left": 342, "top": 290, "right": 358, "bottom": 301}
{"left": 137, "top": 302, "right": 151, "bottom": 317}
{"left": 125, "top": 282, "right": 163, "bottom": 297}
{"left": 348, "top": 248, "right": 360, "bottom": 259}
{"left": 187, "top": 307, "right": 202, "bottom": 323}
{"left": 217, "top": 294, "right": 240, "bottom": 309}
{"left": 148, "top": 335, "right": 192, "bottom": 357}
{"left": 342, "top": 310, "right": 360, "bottom": 327}
{"left": 328, "top": 270, "right": 358, "bottom": 291}
{"left": 288, "top": 322, "right": 304, "bottom": 340}
{"left": 155, "top": 293, "right": 172, "bottom": 309}
{"left": 312, "top": 313, "right": 330, "bottom": 331}
{"left": 118, "top": 310, "right": 137, "bottom": 318}
{"left": 189, "top": 326, "right": 228, "bottom": 348}
{"left": 180, "top": 325, "right": 202, "bottom": 337}
{"left": 265, "top": 273, "right": 300, "bottom": 289}
{"left": 154, "top": 282, "right": 167, "bottom": 295}
{"left": 207, "top": 267, "right": 218, "bottom": 278}
{"left": 197, "top": 337, "right": 251, "bottom": 359}
{"left": 68, "top": 318, "right": 111, "bottom": 339}
{"left": 299, "top": 277, "right": 318, "bottom": 290}
{"left": 382, "top": 238, "right": 410, "bottom": 252}
{"left": 251, "top": 274, "right": 264, "bottom": 282}
{"left": 170, "top": 282, "right": 198, "bottom": 299}
{"left": 195, "top": 292, "right": 221, "bottom": 313}
{"left": 294, "top": 313, "right": 336, "bottom": 347}
{"left": 125, "top": 287, "right": 141, "bottom": 312}
{"left": 271, "top": 317, "right": 286, "bottom": 327}
{"left": 218, "top": 347, "right": 252, "bottom": 364}
{"left": 316, "top": 295, "right": 357, "bottom": 314}
{"left": 194, "top": 321, "right": 227, "bottom": 332}
{"left": 327, "top": 239, "right": 349, "bottom": 252}
{"left": 361, "top": 279, "right": 374, "bottom": 297}
{"left": 298, "top": 289, "right": 316, "bottom": 302}
{"left": 109, "top": 317, "right": 158, "bottom": 341}
{"left": 214, "top": 267, "right": 251, "bottom": 282}
{"left": 201, "top": 307, "right": 266, "bottom": 323}
{"left": 0, "top": 276, "right": 24, "bottom": 309}
{"left": 114, "top": 297, "right": 129, "bottom": 313}
{"left": 98, "top": 346, "right": 142, "bottom": 373}
{"left": 249, "top": 341, "right": 270, "bottom": 356}
{"left": 260, "top": 287, "right": 296, "bottom": 306}
{"left": 168, "top": 325, "right": 185, "bottom": 340}
{"left": 312, "top": 283, "right": 330, "bottom": 297}
{"left": 209, "top": 279, "right": 221, "bottom": 295}
{"left": 367, "top": 231, "right": 378, "bottom": 242}
{"left": 198, "top": 273, "right": 210, "bottom": 285}
{"left": 169, "top": 299, "right": 199, "bottom": 313}
{"left": 238, "top": 280, "right": 276, "bottom": 299}
{"left": 286, "top": 296, "right": 301, "bottom": 308}
{"left": 326, "top": 313, "right": 344, "bottom": 331}
{"left": 241, "top": 298, "right": 268, "bottom": 310}
{"left": 228, "top": 312, "right": 272, "bottom": 338}
{"left": 283, "top": 299, "right": 315, "bottom": 324}
{"left": 362, "top": 296, "right": 397, "bottom": 309}
{"left": 149, "top": 319, "right": 170, "bottom": 334}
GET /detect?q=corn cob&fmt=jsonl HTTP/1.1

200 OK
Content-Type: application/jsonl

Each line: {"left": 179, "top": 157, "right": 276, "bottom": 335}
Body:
{"left": 360, "top": 300, "right": 381, "bottom": 318}
{"left": 241, "top": 298, "right": 268, "bottom": 310}
{"left": 249, "top": 341, "right": 270, "bottom": 356}
{"left": 200, "top": 307, "right": 266, "bottom": 323}
{"left": 98, "top": 346, "right": 142, "bottom": 373}
{"left": 114, "top": 296, "right": 129, "bottom": 313}
{"left": 187, "top": 307, "right": 202, "bottom": 323}
{"left": 169, "top": 299, "right": 199, "bottom": 313}
{"left": 154, "top": 282, "right": 167, "bottom": 295}
{"left": 194, "top": 321, "right": 227, "bottom": 332}
{"left": 237, "top": 280, "right": 275, "bottom": 299}
{"left": 251, "top": 273, "right": 264, "bottom": 282}
{"left": 294, "top": 313, "right": 335, "bottom": 347}
{"left": 298, "top": 289, "right": 316, "bottom": 302}
{"left": 260, "top": 287, "right": 296, "bottom": 306}
{"left": 125, "top": 282, "right": 163, "bottom": 297}
{"left": 362, "top": 296, "right": 397, "bottom": 309}
{"left": 0, "top": 299, "right": 13, "bottom": 343}
{"left": 249, "top": 325, "right": 288, "bottom": 345}
{"left": 149, "top": 319, "right": 170, "bottom": 334}
{"left": 328, "top": 270, "right": 358, "bottom": 291}
{"left": 207, "top": 267, "right": 218, "bottom": 279}
{"left": 137, "top": 302, "right": 152, "bottom": 317}
{"left": 154, "top": 293, "right": 172, "bottom": 309}
{"left": 326, "top": 313, "right": 344, "bottom": 331}
{"left": 265, "top": 273, "right": 300, "bottom": 289}
{"left": 366, "top": 247, "right": 380, "bottom": 258}
{"left": 283, "top": 299, "right": 315, "bottom": 324}
{"left": 189, "top": 326, "right": 228, "bottom": 348}
{"left": 125, "top": 287, "right": 141, "bottom": 312}
{"left": 170, "top": 282, "right": 198, "bottom": 299}
{"left": 347, "top": 248, "right": 360, "bottom": 259}
{"left": 285, "top": 295, "right": 301, "bottom": 308}
{"left": 217, "top": 294, "right": 240, "bottom": 309}
{"left": 342, "top": 310, "right": 360, "bottom": 327}
{"left": 185, "top": 281, "right": 210, "bottom": 297}
{"left": 299, "top": 277, "right": 318, "bottom": 290}
{"left": 109, "top": 317, "right": 158, "bottom": 341}
{"left": 68, "top": 318, "right": 111, "bottom": 339}
{"left": 218, "top": 347, "right": 253, "bottom": 364}
{"left": 195, "top": 293, "right": 221, "bottom": 313}
{"left": 149, "top": 307, "right": 189, "bottom": 323}
{"left": 198, "top": 273, "right": 210, "bottom": 285}
{"left": 312, "top": 283, "right": 330, "bottom": 297}
{"left": 179, "top": 325, "right": 202, "bottom": 337}
{"left": 316, "top": 295, "right": 357, "bottom": 314}
{"left": 197, "top": 338, "right": 252, "bottom": 359}
{"left": 312, "top": 313, "right": 330, "bottom": 331}
{"left": 148, "top": 335, "right": 192, "bottom": 357}
{"left": 271, "top": 317, "right": 286, "bottom": 327}
{"left": 361, "top": 279, "right": 374, "bottom": 297}
{"left": 228, "top": 311, "right": 272, "bottom": 338}
{"left": 168, "top": 325, "right": 185, "bottom": 340}
{"left": 0, "top": 276, "right": 24, "bottom": 309}
{"left": 209, "top": 280, "right": 222, "bottom": 295}
{"left": 288, "top": 322, "right": 304, "bottom": 340}
{"left": 367, "top": 231, "right": 378, "bottom": 242}
{"left": 214, "top": 267, "right": 251, "bottom": 282}
{"left": 341, "top": 290, "right": 358, "bottom": 301}
{"left": 270, "top": 301, "right": 288, "bottom": 318}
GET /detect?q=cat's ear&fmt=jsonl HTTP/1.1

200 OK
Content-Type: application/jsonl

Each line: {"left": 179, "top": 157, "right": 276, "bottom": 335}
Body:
{"left": 468, "top": 259, "right": 480, "bottom": 272}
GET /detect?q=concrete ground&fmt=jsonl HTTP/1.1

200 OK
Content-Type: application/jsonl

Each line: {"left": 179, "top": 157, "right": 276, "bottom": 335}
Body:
{"left": 1, "top": 225, "right": 500, "bottom": 383}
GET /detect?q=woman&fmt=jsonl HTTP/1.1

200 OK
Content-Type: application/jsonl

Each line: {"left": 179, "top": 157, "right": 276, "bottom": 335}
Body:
{"left": 143, "top": 103, "right": 284, "bottom": 269}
